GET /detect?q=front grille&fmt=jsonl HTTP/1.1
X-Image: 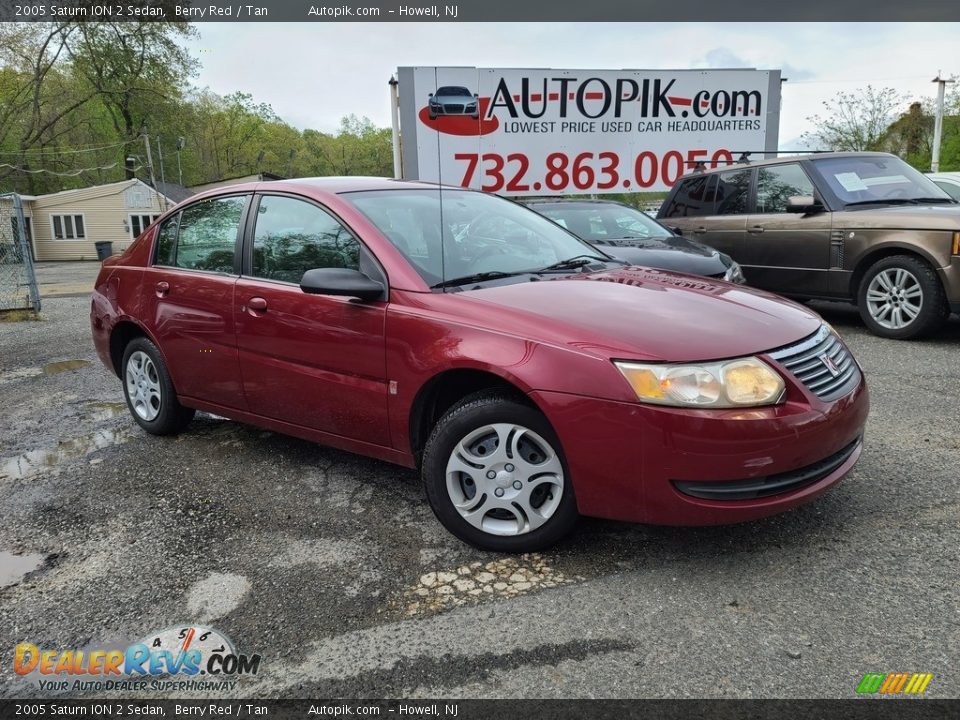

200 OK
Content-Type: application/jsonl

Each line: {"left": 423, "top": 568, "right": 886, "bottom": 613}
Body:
{"left": 673, "top": 436, "right": 862, "bottom": 501}
{"left": 767, "top": 325, "right": 860, "bottom": 402}
{"left": 443, "top": 103, "right": 465, "bottom": 113}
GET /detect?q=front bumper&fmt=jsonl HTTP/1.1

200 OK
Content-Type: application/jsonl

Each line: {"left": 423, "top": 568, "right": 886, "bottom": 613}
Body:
{"left": 531, "top": 372, "right": 869, "bottom": 526}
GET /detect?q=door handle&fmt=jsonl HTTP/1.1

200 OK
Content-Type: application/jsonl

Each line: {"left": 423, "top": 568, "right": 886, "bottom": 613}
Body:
{"left": 692, "top": 226, "right": 707, "bottom": 234}
{"left": 747, "top": 225, "right": 765, "bottom": 234}
{"left": 247, "top": 297, "right": 268, "bottom": 312}
{"left": 155, "top": 281, "right": 169, "bottom": 296}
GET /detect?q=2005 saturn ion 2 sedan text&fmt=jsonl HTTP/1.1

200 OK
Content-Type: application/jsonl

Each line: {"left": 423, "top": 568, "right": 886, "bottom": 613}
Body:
{"left": 91, "top": 178, "right": 869, "bottom": 552}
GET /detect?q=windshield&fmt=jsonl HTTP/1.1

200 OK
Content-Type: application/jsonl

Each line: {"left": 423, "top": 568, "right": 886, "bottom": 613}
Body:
{"left": 534, "top": 203, "right": 672, "bottom": 241}
{"left": 811, "top": 155, "right": 954, "bottom": 207}
{"left": 436, "top": 87, "right": 472, "bottom": 96}
{"left": 344, "top": 189, "right": 607, "bottom": 287}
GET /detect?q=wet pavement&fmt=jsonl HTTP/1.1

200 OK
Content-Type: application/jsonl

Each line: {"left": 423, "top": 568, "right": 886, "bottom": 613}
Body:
{"left": 0, "top": 293, "right": 958, "bottom": 698}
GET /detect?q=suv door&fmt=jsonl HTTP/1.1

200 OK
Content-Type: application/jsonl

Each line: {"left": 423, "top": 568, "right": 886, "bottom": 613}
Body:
{"left": 144, "top": 194, "right": 249, "bottom": 409}
{"left": 234, "top": 193, "right": 390, "bottom": 446}
{"left": 661, "top": 170, "right": 751, "bottom": 262}
{"left": 741, "top": 162, "right": 833, "bottom": 296}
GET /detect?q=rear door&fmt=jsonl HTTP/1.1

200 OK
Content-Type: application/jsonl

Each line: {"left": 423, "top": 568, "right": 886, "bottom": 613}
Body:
{"left": 741, "top": 162, "right": 833, "bottom": 296}
{"left": 234, "top": 193, "right": 390, "bottom": 446}
{"left": 143, "top": 194, "right": 249, "bottom": 409}
{"left": 661, "top": 170, "right": 750, "bottom": 261}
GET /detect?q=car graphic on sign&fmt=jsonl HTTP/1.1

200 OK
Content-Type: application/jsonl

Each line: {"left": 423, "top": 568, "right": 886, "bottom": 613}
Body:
{"left": 428, "top": 86, "right": 479, "bottom": 119}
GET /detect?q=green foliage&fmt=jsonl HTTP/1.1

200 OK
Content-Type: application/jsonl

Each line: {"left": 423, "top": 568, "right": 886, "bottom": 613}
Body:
{"left": 0, "top": 21, "right": 395, "bottom": 195}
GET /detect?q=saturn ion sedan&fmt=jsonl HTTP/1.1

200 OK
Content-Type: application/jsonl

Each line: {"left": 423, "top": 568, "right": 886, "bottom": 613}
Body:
{"left": 91, "top": 178, "right": 869, "bottom": 552}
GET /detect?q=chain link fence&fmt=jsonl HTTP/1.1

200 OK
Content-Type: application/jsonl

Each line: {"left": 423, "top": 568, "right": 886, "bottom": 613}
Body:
{"left": 0, "top": 193, "right": 41, "bottom": 314}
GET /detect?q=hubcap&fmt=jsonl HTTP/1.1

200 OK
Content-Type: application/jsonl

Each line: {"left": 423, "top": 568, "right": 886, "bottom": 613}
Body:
{"left": 866, "top": 268, "right": 923, "bottom": 330}
{"left": 125, "top": 351, "right": 162, "bottom": 422}
{"left": 445, "top": 423, "right": 564, "bottom": 537}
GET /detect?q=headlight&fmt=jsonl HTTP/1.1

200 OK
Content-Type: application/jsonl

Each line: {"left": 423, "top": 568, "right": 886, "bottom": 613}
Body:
{"left": 614, "top": 357, "right": 785, "bottom": 408}
{"left": 724, "top": 260, "right": 746, "bottom": 284}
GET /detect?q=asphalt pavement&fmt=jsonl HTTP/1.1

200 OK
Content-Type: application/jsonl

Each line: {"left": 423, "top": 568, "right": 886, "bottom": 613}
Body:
{"left": 0, "top": 276, "right": 958, "bottom": 699}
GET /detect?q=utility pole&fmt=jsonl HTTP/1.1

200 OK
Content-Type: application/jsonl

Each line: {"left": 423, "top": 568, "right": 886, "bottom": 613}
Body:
{"left": 931, "top": 73, "right": 955, "bottom": 173}
{"left": 389, "top": 75, "right": 402, "bottom": 179}
{"left": 176, "top": 137, "right": 185, "bottom": 186}
{"left": 142, "top": 128, "right": 162, "bottom": 213}
{"left": 155, "top": 136, "right": 168, "bottom": 211}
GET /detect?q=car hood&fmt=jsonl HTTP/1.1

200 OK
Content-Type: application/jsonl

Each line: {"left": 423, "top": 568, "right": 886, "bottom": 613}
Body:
{"left": 466, "top": 267, "right": 821, "bottom": 363}
{"left": 592, "top": 235, "right": 726, "bottom": 276}
{"left": 839, "top": 204, "right": 960, "bottom": 230}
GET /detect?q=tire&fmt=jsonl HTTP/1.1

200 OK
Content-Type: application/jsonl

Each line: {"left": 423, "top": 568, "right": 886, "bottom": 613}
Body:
{"left": 857, "top": 255, "right": 948, "bottom": 340}
{"left": 121, "top": 337, "right": 195, "bottom": 435}
{"left": 422, "top": 390, "right": 578, "bottom": 552}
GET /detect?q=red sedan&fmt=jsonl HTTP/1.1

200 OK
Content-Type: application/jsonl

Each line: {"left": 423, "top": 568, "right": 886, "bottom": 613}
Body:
{"left": 91, "top": 178, "right": 869, "bottom": 552}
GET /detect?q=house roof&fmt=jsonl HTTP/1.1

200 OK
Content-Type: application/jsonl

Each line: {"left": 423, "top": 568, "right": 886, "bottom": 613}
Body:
{"left": 154, "top": 180, "right": 194, "bottom": 204}
{"left": 24, "top": 179, "right": 177, "bottom": 204}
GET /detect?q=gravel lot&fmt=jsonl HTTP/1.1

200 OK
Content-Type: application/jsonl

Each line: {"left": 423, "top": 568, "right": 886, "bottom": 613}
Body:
{"left": 1, "top": 269, "right": 958, "bottom": 699}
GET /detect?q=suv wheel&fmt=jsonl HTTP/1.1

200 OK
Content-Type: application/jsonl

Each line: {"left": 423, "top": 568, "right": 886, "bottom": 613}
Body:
{"left": 122, "top": 337, "right": 195, "bottom": 435}
{"left": 422, "top": 391, "right": 578, "bottom": 552}
{"left": 858, "top": 255, "right": 948, "bottom": 339}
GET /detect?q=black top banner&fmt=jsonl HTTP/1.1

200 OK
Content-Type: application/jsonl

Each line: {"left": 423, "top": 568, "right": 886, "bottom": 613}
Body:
{"left": 1, "top": 0, "right": 959, "bottom": 22}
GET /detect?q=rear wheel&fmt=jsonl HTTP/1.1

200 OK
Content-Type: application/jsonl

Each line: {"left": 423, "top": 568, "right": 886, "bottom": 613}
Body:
{"left": 422, "top": 391, "right": 578, "bottom": 552}
{"left": 122, "top": 337, "right": 195, "bottom": 435}
{"left": 857, "top": 255, "right": 948, "bottom": 339}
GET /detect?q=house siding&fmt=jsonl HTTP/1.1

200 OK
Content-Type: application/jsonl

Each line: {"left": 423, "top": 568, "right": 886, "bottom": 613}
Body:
{"left": 26, "top": 180, "right": 171, "bottom": 262}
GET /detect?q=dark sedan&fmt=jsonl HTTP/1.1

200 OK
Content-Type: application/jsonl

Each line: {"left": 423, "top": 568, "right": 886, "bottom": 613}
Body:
{"left": 524, "top": 198, "right": 745, "bottom": 283}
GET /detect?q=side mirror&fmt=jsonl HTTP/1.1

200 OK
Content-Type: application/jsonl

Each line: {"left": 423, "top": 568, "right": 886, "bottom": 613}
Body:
{"left": 428, "top": 92, "right": 434, "bottom": 97}
{"left": 786, "top": 195, "right": 823, "bottom": 214}
{"left": 300, "top": 267, "right": 384, "bottom": 301}
{"left": 669, "top": 226, "right": 683, "bottom": 236}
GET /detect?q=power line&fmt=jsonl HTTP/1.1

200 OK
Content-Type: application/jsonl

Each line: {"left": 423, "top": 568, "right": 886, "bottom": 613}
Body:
{"left": 0, "top": 139, "right": 139, "bottom": 158}
{"left": 0, "top": 160, "right": 129, "bottom": 177}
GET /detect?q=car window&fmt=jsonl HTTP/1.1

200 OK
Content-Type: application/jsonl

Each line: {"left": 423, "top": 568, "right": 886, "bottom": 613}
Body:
{"left": 755, "top": 164, "right": 815, "bottom": 214}
{"left": 345, "top": 189, "right": 600, "bottom": 287}
{"left": 932, "top": 179, "right": 960, "bottom": 200}
{"left": 715, "top": 169, "right": 751, "bottom": 215}
{"left": 154, "top": 196, "right": 246, "bottom": 272}
{"left": 811, "top": 155, "right": 952, "bottom": 206}
{"left": 538, "top": 204, "right": 671, "bottom": 241}
{"left": 250, "top": 195, "right": 361, "bottom": 284}
{"left": 660, "top": 176, "right": 714, "bottom": 218}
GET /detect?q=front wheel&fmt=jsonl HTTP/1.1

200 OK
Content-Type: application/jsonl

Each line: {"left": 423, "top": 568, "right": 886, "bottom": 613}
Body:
{"left": 122, "top": 337, "right": 195, "bottom": 435}
{"left": 857, "top": 255, "right": 948, "bottom": 339}
{"left": 422, "top": 391, "right": 578, "bottom": 552}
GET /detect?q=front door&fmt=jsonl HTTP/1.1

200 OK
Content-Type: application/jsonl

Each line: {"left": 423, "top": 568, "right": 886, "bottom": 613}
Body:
{"left": 741, "top": 162, "right": 834, "bottom": 297}
{"left": 234, "top": 193, "right": 390, "bottom": 447}
{"left": 143, "top": 194, "right": 249, "bottom": 409}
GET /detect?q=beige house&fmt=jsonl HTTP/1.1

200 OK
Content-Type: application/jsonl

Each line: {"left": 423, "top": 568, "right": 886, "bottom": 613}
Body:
{"left": 21, "top": 180, "right": 177, "bottom": 262}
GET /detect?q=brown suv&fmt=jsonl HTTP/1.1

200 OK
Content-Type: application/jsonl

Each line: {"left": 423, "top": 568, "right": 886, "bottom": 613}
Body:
{"left": 658, "top": 152, "right": 960, "bottom": 339}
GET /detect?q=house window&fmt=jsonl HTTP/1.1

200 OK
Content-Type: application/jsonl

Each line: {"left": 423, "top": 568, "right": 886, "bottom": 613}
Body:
{"left": 51, "top": 214, "right": 86, "bottom": 240}
{"left": 129, "top": 214, "right": 160, "bottom": 239}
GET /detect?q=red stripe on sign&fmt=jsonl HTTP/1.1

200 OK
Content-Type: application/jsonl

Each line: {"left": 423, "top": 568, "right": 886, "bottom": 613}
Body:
{"left": 668, "top": 96, "right": 692, "bottom": 106}
{"left": 529, "top": 94, "right": 542, "bottom": 101}
{"left": 513, "top": 95, "right": 521, "bottom": 102}
{"left": 584, "top": 92, "right": 604, "bottom": 100}
{"left": 549, "top": 93, "right": 560, "bottom": 100}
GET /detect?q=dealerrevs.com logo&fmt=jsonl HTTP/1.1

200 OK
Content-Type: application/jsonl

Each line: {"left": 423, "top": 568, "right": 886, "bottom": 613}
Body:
{"left": 14, "top": 625, "right": 261, "bottom": 693}
{"left": 856, "top": 673, "right": 933, "bottom": 696}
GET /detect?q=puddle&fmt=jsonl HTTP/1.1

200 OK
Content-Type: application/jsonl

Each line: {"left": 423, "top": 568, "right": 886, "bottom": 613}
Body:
{"left": 401, "top": 553, "right": 582, "bottom": 616}
{"left": 0, "top": 367, "right": 43, "bottom": 386}
{"left": 0, "top": 427, "right": 132, "bottom": 481}
{"left": 0, "top": 551, "right": 47, "bottom": 588}
{"left": 42, "top": 359, "right": 91, "bottom": 375}
{"left": 86, "top": 401, "right": 128, "bottom": 421}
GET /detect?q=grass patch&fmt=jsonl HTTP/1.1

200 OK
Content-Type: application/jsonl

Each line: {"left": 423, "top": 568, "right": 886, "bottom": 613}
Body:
{"left": 0, "top": 308, "right": 42, "bottom": 322}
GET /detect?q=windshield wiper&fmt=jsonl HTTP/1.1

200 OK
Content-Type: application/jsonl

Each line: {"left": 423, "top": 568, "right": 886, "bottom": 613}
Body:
{"left": 430, "top": 270, "right": 528, "bottom": 289}
{"left": 845, "top": 197, "right": 956, "bottom": 207}
{"left": 536, "top": 254, "right": 610, "bottom": 272}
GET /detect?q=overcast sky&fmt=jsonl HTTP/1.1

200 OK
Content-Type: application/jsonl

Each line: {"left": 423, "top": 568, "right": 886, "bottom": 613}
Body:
{"left": 187, "top": 22, "right": 958, "bottom": 147}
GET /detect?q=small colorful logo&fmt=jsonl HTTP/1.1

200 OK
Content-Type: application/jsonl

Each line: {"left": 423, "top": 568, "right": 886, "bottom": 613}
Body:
{"left": 856, "top": 672, "right": 933, "bottom": 695}
{"left": 14, "top": 625, "right": 260, "bottom": 692}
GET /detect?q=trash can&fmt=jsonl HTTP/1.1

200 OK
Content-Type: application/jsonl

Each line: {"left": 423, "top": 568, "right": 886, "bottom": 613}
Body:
{"left": 94, "top": 241, "right": 113, "bottom": 261}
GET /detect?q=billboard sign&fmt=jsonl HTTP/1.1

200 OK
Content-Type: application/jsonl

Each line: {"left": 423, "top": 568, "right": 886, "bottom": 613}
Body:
{"left": 397, "top": 66, "right": 781, "bottom": 195}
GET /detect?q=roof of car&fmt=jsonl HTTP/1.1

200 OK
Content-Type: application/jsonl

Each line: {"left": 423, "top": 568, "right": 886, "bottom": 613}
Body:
{"left": 927, "top": 171, "right": 960, "bottom": 181}
{"left": 679, "top": 151, "right": 900, "bottom": 179}
{"left": 522, "top": 198, "right": 630, "bottom": 206}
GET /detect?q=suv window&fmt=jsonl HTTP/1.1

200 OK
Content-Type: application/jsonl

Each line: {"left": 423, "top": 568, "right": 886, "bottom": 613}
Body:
{"left": 661, "top": 176, "right": 714, "bottom": 218}
{"left": 715, "top": 169, "right": 751, "bottom": 215}
{"left": 251, "top": 195, "right": 360, "bottom": 284}
{"left": 154, "top": 196, "right": 246, "bottom": 272}
{"left": 756, "top": 164, "right": 815, "bottom": 214}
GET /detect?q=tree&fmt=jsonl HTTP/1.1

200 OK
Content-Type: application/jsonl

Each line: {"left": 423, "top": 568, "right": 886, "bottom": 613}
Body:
{"left": 803, "top": 86, "right": 906, "bottom": 152}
